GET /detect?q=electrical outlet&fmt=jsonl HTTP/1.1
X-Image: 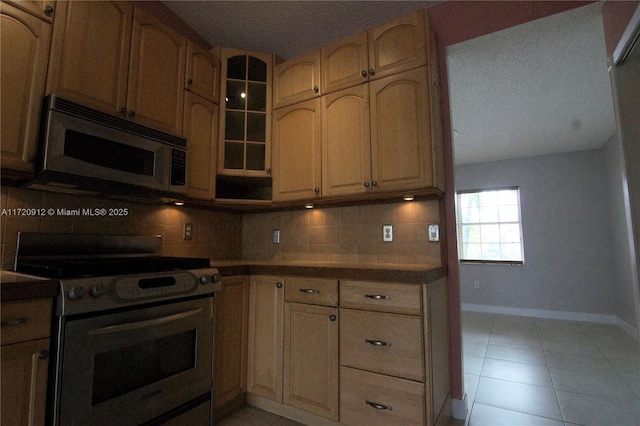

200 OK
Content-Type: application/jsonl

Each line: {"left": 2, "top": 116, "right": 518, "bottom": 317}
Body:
{"left": 273, "top": 229, "right": 280, "bottom": 244}
{"left": 183, "top": 223, "right": 193, "bottom": 240}
{"left": 383, "top": 225, "right": 393, "bottom": 242}
{"left": 473, "top": 280, "right": 480, "bottom": 289}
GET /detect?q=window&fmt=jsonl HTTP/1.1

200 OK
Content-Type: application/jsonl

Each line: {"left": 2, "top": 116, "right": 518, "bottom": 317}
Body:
{"left": 456, "top": 187, "right": 524, "bottom": 264}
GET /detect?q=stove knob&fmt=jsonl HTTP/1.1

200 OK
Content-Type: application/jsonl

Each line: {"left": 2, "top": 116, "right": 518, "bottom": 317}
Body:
{"left": 199, "top": 274, "right": 210, "bottom": 284}
{"left": 68, "top": 286, "right": 86, "bottom": 301}
{"left": 90, "top": 284, "right": 106, "bottom": 298}
{"left": 211, "top": 272, "right": 221, "bottom": 283}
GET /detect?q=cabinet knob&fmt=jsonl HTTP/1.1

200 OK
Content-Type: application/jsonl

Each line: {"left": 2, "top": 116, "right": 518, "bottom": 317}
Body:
{"left": 371, "top": 181, "right": 378, "bottom": 187}
{"left": 361, "top": 70, "right": 367, "bottom": 77}
{"left": 187, "top": 78, "right": 193, "bottom": 85}
{"left": 314, "top": 187, "right": 320, "bottom": 194}
{"left": 369, "top": 69, "right": 375, "bottom": 76}
{"left": 276, "top": 282, "right": 283, "bottom": 288}
{"left": 313, "top": 86, "right": 319, "bottom": 94}
{"left": 37, "top": 350, "right": 49, "bottom": 360}
{"left": 299, "top": 288, "right": 319, "bottom": 294}
{"left": 43, "top": 5, "right": 54, "bottom": 16}
{"left": 128, "top": 111, "right": 136, "bottom": 117}
{"left": 1, "top": 317, "right": 27, "bottom": 327}
{"left": 266, "top": 168, "right": 272, "bottom": 174}
{"left": 364, "top": 182, "right": 370, "bottom": 188}
{"left": 329, "top": 314, "right": 337, "bottom": 321}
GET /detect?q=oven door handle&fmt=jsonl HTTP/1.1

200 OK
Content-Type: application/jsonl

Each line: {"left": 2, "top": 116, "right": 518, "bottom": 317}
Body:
{"left": 88, "top": 308, "right": 203, "bottom": 335}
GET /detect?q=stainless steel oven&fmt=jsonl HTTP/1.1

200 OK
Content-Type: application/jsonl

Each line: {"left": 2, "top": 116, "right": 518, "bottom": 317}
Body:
{"left": 15, "top": 233, "right": 221, "bottom": 426}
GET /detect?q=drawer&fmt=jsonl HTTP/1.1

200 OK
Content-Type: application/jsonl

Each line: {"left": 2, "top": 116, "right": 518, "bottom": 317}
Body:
{"left": 1, "top": 298, "right": 52, "bottom": 345}
{"left": 340, "top": 366, "right": 425, "bottom": 426}
{"left": 340, "top": 280, "right": 422, "bottom": 314}
{"left": 284, "top": 277, "right": 338, "bottom": 306}
{"left": 340, "top": 308, "right": 424, "bottom": 381}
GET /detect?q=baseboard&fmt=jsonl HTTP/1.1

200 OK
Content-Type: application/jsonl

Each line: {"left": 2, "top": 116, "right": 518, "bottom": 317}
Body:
{"left": 462, "top": 303, "right": 639, "bottom": 339}
{"left": 451, "top": 394, "right": 468, "bottom": 421}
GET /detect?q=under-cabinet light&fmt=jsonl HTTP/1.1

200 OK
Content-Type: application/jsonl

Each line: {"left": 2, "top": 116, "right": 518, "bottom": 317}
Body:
{"left": 174, "top": 201, "right": 185, "bottom": 206}
{"left": 403, "top": 195, "right": 415, "bottom": 201}
{"left": 304, "top": 203, "right": 314, "bottom": 209}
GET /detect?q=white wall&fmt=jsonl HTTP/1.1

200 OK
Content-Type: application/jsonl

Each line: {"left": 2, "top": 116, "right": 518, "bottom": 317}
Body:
{"left": 456, "top": 148, "right": 625, "bottom": 322}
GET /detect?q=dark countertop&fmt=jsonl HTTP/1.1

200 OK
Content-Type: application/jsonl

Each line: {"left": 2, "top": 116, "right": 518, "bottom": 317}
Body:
{"left": 212, "top": 261, "right": 447, "bottom": 284}
{"left": 1, "top": 271, "right": 59, "bottom": 302}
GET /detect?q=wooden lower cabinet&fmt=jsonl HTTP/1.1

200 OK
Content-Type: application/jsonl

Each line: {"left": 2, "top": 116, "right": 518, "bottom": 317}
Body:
{"left": 340, "top": 366, "right": 425, "bottom": 426}
{"left": 284, "top": 303, "right": 339, "bottom": 421}
{"left": 1, "top": 298, "right": 52, "bottom": 426}
{"left": 245, "top": 275, "right": 450, "bottom": 426}
{"left": 213, "top": 276, "right": 250, "bottom": 419}
{"left": 247, "top": 275, "right": 284, "bottom": 402}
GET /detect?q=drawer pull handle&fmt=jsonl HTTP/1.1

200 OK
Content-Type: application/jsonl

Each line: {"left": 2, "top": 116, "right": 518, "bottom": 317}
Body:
{"left": 365, "top": 294, "right": 389, "bottom": 300}
{"left": 299, "top": 288, "right": 320, "bottom": 294}
{"left": 1, "top": 318, "right": 27, "bottom": 327}
{"left": 365, "top": 339, "right": 392, "bottom": 347}
{"left": 366, "top": 400, "right": 392, "bottom": 411}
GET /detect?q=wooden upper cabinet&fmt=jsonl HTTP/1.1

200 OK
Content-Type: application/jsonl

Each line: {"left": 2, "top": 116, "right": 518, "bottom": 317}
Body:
{"left": 368, "top": 9, "right": 428, "bottom": 81}
{"left": 3, "top": 0, "right": 54, "bottom": 21}
{"left": 46, "top": 1, "right": 133, "bottom": 116}
{"left": 46, "top": 3, "right": 186, "bottom": 136}
{"left": 128, "top": 7, "right": 186, "bottom": 136}
{"left": 272, "top": 98, "right": 322, "bottom": 202}
{"left": 321, "top": 31, "right": 369, "bottom": 94}
{"left": 370, "top": 66, "right": 434, "bottom": 193}
{"left": 184, "top": 92, "right": 218, "bottom": 200}
{"left": 0, "top": 2, "right": 51, "bottom": 174}
{"left": 273, "top": 50, "right": 320, "bottom": 109}
{"left": 186, "top": 40, "right": 220, "bottom": 103}
{"left": 322, "top": 84, "right": 371, "bottom": 197}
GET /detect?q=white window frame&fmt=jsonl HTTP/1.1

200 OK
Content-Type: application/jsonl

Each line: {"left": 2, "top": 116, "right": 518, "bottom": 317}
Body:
{"left": 456, "top": 187, "right": 524, "bottom": 265}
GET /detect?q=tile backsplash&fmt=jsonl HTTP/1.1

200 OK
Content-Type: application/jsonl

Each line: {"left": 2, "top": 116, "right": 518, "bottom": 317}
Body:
{"left": 1, "top": 187, "right": 443, "bottom": 269}
{"left": 0, "top": 187, "right": 242, "bottom": 269}
{"left": 243, "top": 200, "right": 442, "bottom": 264}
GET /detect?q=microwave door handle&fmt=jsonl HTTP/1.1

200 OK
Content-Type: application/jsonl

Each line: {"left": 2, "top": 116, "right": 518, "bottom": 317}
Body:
{"left": 88, "top": 308, "right": 203, "bottom": 335}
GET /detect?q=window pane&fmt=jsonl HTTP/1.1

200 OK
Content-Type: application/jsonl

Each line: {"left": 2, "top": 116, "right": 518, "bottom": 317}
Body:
{"left": 247, "top": 83, "right": 267, "bottom": 111}
{"left": 248, "top": 56, "right": 267, "bottom": 82}
{"left": 479, "top": 206, "right": 499, "bottom": 223}
{"left": 225, "top": 111, "right": 245, "bottom": 140}
{"left": 457, "top": 188, "right": 523, "bottom": 263}
{"left": 227, "top": 55, "right": 246, "bottom": 80}
{"left": 246, "top": 113, "right": 266, "bottom": 142}
{"left": 246, "top": 143, "right": 265, "bottom": 171}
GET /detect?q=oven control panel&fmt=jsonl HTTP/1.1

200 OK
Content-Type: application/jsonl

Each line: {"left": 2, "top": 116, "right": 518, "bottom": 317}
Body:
{"left": 57, "top": 268, "right": 221, "bottom": 316}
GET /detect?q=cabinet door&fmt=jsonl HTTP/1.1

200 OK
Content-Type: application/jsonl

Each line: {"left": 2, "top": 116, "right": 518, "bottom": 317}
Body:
{"left": 46, "top": 1, "right": 132, "bottom": 115}
{"left": 370, "top": 66, "right": 434, "bottom": 193}
{"left": 322, "top": 84, "right": 371, "bottom": 197}
{"left": 186, "top": 40, "right": 220, "bottom": 103}
{"left": 184, "top": 92, "right": 218, "bottom": 200}
{"left": 128, "top": 6, "right": 186, "bottom": 136}
{"left": 1, "top": 338, "right": 50, "bottom": 426}
{"left": 368, "top": 10, "right": 427, "bottom": 80}
{"left": 284, "top": 303, "right": 338, "bottom": 421}
{"left": 213, "top": 276, "right": 249, "bottom": 417}
{"left": 0, "top": 2, "right": 51, "bottom": 174}
{"left": 273, "top": 50, "right": 320, "bottom": 109}
{"left": 3, "top": 0, "right": 54, "bottom": 21}
{"left": 247, "top": 276, "right": 284, "bottom": 402}
{"left": 321, "top": 31, "right": 369, "bottom": 94}
{"left": 272, "top": 98, "right": 322, "bottom": 202}
{"left": 218, "top": 48, "right": 272, "bottom": 177}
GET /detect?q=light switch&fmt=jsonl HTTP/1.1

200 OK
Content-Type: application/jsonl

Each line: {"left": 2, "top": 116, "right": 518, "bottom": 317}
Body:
{"left": 273, "top": 229, "right": 280, "bottom": 244}
{"left": 428, "top": 224, "right": 439, "bottom": 242}
{"left": 183, "top": 223, "right": 193, "bottom": 240}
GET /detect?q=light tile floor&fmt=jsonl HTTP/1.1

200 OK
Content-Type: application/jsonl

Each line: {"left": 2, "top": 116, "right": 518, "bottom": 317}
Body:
{"left": 462, "top": 311, "right": 640, "bottom": 426}
{"left": 218, "top": 312, "right": 640, "bottom": 426}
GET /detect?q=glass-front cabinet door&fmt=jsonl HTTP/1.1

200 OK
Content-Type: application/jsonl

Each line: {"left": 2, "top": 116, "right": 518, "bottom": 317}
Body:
{"left": 218, "top": 48, "right": 272, "bottom": 177}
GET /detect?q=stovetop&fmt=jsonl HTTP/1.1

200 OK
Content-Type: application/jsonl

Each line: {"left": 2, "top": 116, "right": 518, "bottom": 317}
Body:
{"left": 16, "top": 256, "right": 212, "bottom": 279}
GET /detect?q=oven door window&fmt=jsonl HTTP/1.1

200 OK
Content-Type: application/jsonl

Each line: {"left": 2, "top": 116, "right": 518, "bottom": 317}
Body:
{"left": 92, "top": 329, "right": 196, "bottom": 405}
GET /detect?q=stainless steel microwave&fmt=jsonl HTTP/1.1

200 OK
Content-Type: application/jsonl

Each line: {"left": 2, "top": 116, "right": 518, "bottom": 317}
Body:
{"left": 26, "top": 95, "right": 187, "bottom": 200}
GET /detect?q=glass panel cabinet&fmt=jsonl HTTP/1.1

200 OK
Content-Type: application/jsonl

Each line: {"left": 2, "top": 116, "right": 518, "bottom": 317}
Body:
{"left": 218, "top": 48, "right": 272, "bottom": 177}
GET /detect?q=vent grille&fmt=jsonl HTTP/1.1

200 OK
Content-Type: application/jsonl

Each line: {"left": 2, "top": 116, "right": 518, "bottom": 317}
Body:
{"left": 50, "top": 96, "right": 187, "bottom": 148}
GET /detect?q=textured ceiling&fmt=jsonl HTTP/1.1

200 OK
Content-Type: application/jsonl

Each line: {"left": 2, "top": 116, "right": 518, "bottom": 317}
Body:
{"left": 164, "top": 1, "right": 616, "bottom": 166}
{"left": 447, "top": 3, "right": 616, "bottom": 165}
